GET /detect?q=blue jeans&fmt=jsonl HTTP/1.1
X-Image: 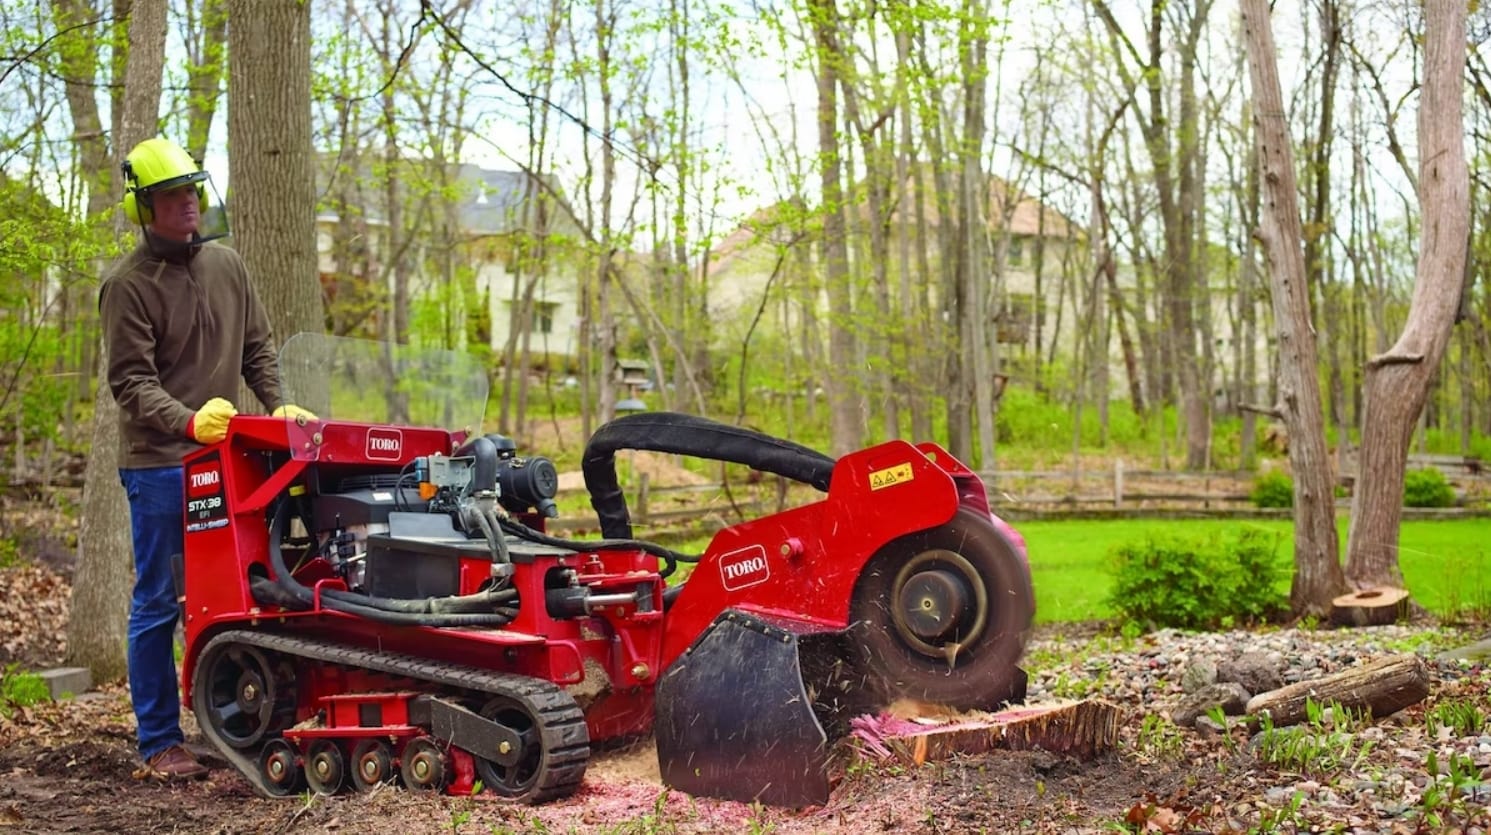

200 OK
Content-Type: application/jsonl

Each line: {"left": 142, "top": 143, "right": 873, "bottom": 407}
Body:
{"left": 120, "top": 466, "right": 185, "bottom": 760}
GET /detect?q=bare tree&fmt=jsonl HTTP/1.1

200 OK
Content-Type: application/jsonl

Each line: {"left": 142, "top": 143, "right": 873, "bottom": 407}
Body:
{"left": 1345, "top": 0, "right": 1469, "bottom": 590}
{"left": 1241, "top": 0, "right": 1346, "bottom": 616}
{"left": 178, "top": 0, "right": 226, "bottom": 160}
{"left": 807, "top": 0, "right": 862, "bottom": 456}
{"left": 1092, "top": 0, "right": 1213, "bottom": 469}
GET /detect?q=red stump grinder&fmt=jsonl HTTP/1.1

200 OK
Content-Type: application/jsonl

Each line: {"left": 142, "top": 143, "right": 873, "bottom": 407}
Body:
{"left": 178, "top": 335, "right": 1034, "bottom": 807}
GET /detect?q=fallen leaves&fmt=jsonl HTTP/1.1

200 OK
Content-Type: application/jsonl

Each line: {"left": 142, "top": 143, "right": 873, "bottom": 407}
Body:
{"left": 0, "top": 564, "right": 69, "bottom": 670}
{"left": 1123, "top": 791, "right": 1211, "bottom": 833}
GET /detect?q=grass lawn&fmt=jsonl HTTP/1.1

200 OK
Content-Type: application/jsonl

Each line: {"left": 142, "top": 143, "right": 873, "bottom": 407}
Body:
{"left": 1016, "top": 516, "right": 1491, "bottom": 624}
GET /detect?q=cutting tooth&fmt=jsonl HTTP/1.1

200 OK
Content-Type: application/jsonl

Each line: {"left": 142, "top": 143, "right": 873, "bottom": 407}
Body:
{"left": 943, "top": 641, "right": 962, "bottom": 670}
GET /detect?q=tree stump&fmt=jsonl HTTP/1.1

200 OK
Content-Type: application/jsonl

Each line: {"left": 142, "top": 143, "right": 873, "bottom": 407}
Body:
{"left": 848, "top": 699, "right": 1121, "bottom": 766}
{"left": 1245, "top": 654, "right": 1430, "bottom": 727}
{"left": 1330, "top": 587, "right": 1411, "bottom": 627}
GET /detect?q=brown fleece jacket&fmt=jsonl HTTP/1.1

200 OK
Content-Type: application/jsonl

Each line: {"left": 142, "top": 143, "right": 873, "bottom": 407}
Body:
{"left": 99, "top": 239, "right": 283, "bottom": 469}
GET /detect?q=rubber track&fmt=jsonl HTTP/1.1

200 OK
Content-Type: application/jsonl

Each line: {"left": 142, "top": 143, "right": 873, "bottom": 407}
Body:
{"left": 194, "top": 629, "right": 590, "bottom": 803}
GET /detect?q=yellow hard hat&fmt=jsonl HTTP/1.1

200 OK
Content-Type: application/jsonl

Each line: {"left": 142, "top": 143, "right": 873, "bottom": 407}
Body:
{"left": 120, "top": 138, "right": 208, "bottom": 225}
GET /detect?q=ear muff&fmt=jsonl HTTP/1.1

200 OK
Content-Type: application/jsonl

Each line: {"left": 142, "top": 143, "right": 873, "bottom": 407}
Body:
{"left": 121, "top": 159, "right": 147, "bottom": 225}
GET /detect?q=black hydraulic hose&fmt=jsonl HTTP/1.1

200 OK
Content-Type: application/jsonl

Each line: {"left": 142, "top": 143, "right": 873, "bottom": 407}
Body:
{"left": 482, "top": 506, "right": 513, "bottom": 566}
{"left": 261, "top": 499, "right": 517, "bottom": 626}
{"left": 498, "top": 516, "right": 697, "bottom": 578}
{"left": 581, "top": 411, "right": 836, "bottom": 539}
{"left": 251, "top": 575, "right": 518, "bottom": 626}
{"left": 471, "top": 504, "right": 509, "bottom": 566}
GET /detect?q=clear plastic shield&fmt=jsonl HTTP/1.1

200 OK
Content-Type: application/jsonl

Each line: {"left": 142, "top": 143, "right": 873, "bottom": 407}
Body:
{"left": 277, "top": 333, "right": 488, "bottom": 452}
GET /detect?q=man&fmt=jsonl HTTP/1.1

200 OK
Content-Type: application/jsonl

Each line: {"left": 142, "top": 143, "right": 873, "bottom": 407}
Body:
{"left": 98, "top": 137, "right": 305, "bottom": 780}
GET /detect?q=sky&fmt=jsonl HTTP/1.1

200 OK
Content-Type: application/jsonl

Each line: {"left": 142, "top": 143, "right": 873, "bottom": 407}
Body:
{"left": 12, "top": 0, "right": 1434, "bottom": 246}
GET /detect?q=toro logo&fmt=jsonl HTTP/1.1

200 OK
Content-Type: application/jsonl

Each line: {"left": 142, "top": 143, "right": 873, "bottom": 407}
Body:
{"left": 187, "top": 465, "right": 220, "bottom": 497}
{"left": 718, "top": 544, "right": 771, "bottom": 592}
{"left": 366, "top": 428, "right": 403, "bottom": 460}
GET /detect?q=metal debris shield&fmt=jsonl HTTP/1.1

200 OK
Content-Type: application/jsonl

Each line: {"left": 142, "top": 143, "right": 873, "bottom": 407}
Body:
{"left": 654, "top": 610, "right": 839, "bottom": 807}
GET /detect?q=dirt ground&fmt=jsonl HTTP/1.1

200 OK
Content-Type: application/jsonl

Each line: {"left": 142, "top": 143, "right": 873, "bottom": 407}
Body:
{"left": 0, "top": 481, "right": 1204, "bottom": 835}
{"left": 2, "top": 455, "right": 1487, "bottom": 834}
{"left": 0, "top": 673, "right": 1210, "bottom": 835}
{"left": 0, "top": 555, "right": 1379, "bottom": 835}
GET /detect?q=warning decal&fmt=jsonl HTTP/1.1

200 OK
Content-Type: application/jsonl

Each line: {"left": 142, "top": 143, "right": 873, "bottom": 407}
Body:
{"left": 869, "top": 462, "right": 914, "bottom": 491}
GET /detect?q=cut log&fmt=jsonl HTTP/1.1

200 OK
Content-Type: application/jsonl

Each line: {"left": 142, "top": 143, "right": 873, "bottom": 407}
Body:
{"left": 1330, "top": 587, "right": 1411, "bottom": 627}
{"left": 1245, "top": 653, "right": 1430, "bottom": 727}
{"left": 848, "top": 699, "right": 1121, "bottom": 766}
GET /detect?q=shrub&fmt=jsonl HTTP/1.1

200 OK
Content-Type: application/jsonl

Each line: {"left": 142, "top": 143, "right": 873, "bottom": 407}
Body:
{"left": 1250, "top": 470, "right": 1294, "bottom": 509}
{"left": 1404, "top": 468, "right": 1456, "bottom": 508}
{"left": 1107, "top": 528, "right": 1288, "bottom": 631}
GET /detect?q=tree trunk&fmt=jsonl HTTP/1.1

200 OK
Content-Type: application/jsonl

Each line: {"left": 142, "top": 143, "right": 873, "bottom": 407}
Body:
{"left": 66, "top": 0, "right": 167, "bottom": 685}
{"left": 594, "top": 0, "right": 619, "bottom": 422}
{"left": 809, "top": 0, "right": 861, "bottom": 456}
{"left": 1174, "top": 2, "right": 1212, "bottom": 470}
{"left": 227, "top": 0, "right": 323, "bottom": 347}
{"left": 960, "top": 3, "right": 995, "bottom": 474}
{"left": 1345, "top": 0, "right": 1469, "bottom": 589}
{"left": 1330, "top": 587, "right": 1411, "bottom": 627}
{"left": 893, "top": 24, "right": 916, "bottom": 440}
{"left": 835, "top": 58, "right": 896, "bottom": 443}
{"left": 1238, "top": 125, "right": 1260, "bottom": 469}
{"left": 1241, "top": 0, "right": 1346, "bottom": 617}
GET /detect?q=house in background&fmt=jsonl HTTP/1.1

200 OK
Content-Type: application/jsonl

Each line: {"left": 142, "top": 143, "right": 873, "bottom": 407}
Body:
{"left": 314, "top": 158, "right": 586, "bottom": 361}
{"left": 703, "top": 174, "right": 1085, "bottom": 359}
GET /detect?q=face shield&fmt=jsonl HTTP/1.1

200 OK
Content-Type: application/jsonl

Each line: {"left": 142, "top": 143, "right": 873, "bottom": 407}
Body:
{"left": 121, "top": 138, "right": 231, "bottom": 246}
{"left": 135, "top": 173, "right": 230, "bottom": 245}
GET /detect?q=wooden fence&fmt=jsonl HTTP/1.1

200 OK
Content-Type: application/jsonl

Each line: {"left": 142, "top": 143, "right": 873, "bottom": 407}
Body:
{"left": 549, "top": 454, "right": 1491, "bottom": 533}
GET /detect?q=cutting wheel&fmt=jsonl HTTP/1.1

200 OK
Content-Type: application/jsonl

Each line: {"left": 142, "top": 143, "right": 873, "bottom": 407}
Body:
{"left": 849, "top": 507, "right": 1033, "bottom": 710}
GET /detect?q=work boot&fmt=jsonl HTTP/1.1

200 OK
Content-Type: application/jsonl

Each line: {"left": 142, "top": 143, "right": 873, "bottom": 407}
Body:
{"left": 140, "top": 744, "right": 209, "bottom": 780}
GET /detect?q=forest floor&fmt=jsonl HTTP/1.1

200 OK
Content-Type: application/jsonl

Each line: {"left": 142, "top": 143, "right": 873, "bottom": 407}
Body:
{"left": 2, "top": 452, "right": 1490, "bottom": 834}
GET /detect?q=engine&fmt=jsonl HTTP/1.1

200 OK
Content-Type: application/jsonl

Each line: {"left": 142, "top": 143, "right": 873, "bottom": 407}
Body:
{"left": 302, "top": 434, "right": 561, "bottom": 600}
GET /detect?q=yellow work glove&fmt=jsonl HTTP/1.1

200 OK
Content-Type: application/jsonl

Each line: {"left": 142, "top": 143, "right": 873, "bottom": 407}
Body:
{"left": 187, "top": 397, "right": 237, "bottom": 444}
{"left": 273, "top": 404, "right": 318, "bottom": 421}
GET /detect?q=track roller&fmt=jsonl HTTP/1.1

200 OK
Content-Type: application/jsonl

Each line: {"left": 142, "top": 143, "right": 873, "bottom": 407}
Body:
{"left": 258, "top": 739, "right": 304, "bottom": 796}
{"left": 350, "top": 740, "right": 395, "bottom": 791}
{"left": 191, "top": 631, "right": 590, "bottom": 803}
{"left": 305, "top": 740, "right": 346, "bottom": 795}
{"left": 399, "top": 737, "right": 448, "bottom": 792}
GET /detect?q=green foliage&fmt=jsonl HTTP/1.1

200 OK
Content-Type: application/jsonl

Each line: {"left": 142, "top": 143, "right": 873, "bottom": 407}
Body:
{"left": 0, "top": 665, "right": 49, "bottom": 717}
{"left": 1251, "top": 792, "right": 1307, "bottom": 834}
{"left": 1252, "top": 699, "right": 1373, "bottom": 778}
{"left": 1469, "top": 434, "right": 1491, "bottom": 464}
{"left": 1425, "top": 699, "right": 1488, "bottom": 737}
{"left": 1250, "top": 470, "right": 1294, "bottom": 509}
{"left": 1106, "top": 528, "right": 1288, "bottom": 631}
{"left": 1132, "top": 713, "right": 1184, "bottom": 761}
{"left": 0, "top": 537, "right": 21, "bottom": 569}
{"left": 1416, "top": 749, "right": 1486, "bottom": 829}
{"left": 991, "top": 386, "right": 1150, "bottom": 455}
{"left": 0, "top": 177, "right": 111, "bottom": 450}
{"left": 1403, "top": 468, "right": 1456, "bottom": 508}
